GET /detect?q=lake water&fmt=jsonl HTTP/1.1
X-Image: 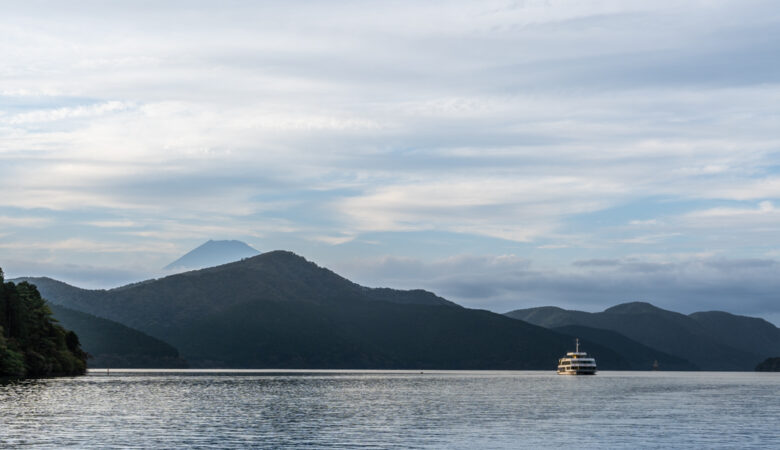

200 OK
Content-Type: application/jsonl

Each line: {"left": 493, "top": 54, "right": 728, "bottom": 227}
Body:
{"left": 1, "top": 370, "right": 778, "bottom": 448}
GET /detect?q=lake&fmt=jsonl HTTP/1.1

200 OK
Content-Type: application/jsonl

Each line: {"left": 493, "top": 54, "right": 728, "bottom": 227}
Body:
{"left": 1, "top": 370, "right": 778, "bottom": 448}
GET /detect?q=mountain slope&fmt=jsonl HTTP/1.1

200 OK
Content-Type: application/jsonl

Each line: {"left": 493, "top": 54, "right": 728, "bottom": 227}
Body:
{"left": 22, "top": 251, "right": 459, "bottom": 339}
{"left": 172, "top": 298, "right": 632, "bottom": 369}
{"left": 49, "top": 304, "right": 187, "bottom": 368}
{"left": 18, "top": 251, "right": 631, "bottom": 369}
{"left": 506, "top": 302, "right": 770, "bottom": 370}
{"left": 688, "top": 311, "right": 780, "bottom": 358}
{"left": 164, "top": 240, "right": 260, "bottom": 270}
{"left": 550, "top": 325, "right": 698, "bottom": 370}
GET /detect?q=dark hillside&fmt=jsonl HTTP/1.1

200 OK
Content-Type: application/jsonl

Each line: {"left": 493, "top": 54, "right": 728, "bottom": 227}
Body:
{"left": 551, "top": 325, "right": 698, "bottom": 370}
{"left": 688, "top": 311, "right": 780, "bottom": 359}
{"left": 49, "top": 304, "right": 187, "bottom": 368}
{"left": 21, "top": 251, "right": 457, "bottom": 340}
{"left": 169, "top": 298, "right": 630, "bottom": 369}
{"left": 17, "top": 252, "right": 630, "bottom": 369}
{"left": 506, "top": 302, "right": 770, "bottom": 370}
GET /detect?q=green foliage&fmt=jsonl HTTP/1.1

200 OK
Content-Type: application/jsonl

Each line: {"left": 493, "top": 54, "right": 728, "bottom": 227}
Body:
{"left": 0, "top": 327, "right": 26, "bottom": 377}
{"left": 0, "top": 270, "right": 87, "bottom": 378}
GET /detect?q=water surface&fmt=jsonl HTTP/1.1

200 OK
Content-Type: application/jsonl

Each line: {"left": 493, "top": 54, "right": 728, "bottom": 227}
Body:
{"left": 1, "top": 370, "right": 778, "bottom": 448}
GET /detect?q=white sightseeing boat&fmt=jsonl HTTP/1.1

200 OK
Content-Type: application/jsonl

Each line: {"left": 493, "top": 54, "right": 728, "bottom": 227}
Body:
{"left": 557, "top": 338, "right": 597, "bottom": 375}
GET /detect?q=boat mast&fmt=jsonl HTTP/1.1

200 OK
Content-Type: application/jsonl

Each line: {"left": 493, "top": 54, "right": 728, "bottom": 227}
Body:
{"left": 576, "top": 338, "right": 579, "bottom": 353}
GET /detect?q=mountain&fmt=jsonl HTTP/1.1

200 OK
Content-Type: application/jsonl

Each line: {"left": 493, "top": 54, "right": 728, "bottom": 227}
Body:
{"left": 21, "top": 251, "right": 459, "bottom": 334}
{"left": 19, "top": 251, "right": 632, "bottom": 369}
{"left": 550, "top": 325, "right": 698, "bottom": 370}
{"left": 506, "top": 302, "right": 776, "bottom": 370}
{"left": 687, "top": 311, "right": 780, "bottom": 360}
{"left": 49, "top": 304, "right": 187, "bottom": 369}
{"left": 164, "top": 239, "right": 260, "bottom": 270}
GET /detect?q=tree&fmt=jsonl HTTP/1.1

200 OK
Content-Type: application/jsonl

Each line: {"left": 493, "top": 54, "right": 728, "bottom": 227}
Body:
{"left": 0, "top": 268, "right": 87, "bottom": 378}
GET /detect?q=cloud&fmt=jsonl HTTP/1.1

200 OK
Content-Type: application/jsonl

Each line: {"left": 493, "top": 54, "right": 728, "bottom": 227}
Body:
{"left": 335, "top": 253, "right": 780, "bottom": 324}
{"left": 2, "top": 1, "right": 780, "bottom": 322}
{"left": 572, "top": 259, "right": 622, "bottom": 267}
{"left": 310, "top": 234, "right": 356, "bottom": 246}
{"left": 688, "top": 201, "right": 776, "bottom": 218}
{"left": 0, "top": 215, "right": 51, "bottom": 227}
{"left": 629, "top": 219, "right": 659, "bottom": 226}
{"left": 0, "top": 238, "right": 174, "bottom": 254}
{"left": 3, "top": 259, "right": 157, "bottom": 290}
{"left": 336, "top": 176, "right": 624, "bottom": 242}
{"left": 618, "top": 233, "right": 681, "bottom": 244}
{"left": 4, "top": 101, "right": 132, "bottom": 125}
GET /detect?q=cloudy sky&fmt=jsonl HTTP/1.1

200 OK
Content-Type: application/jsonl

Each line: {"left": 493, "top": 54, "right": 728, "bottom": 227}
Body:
{"left": 2, "top": 0, "right": 780, "bottom": 323}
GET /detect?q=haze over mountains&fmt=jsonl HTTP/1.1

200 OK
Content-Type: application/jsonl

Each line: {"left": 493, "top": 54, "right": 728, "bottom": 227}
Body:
{"left": 13, "top": 245, "right": 779, "bottom": 371}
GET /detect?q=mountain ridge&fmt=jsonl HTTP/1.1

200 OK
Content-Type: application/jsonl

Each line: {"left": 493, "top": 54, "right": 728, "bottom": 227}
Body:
{"left": 505, "top": 303, "right": 778, "bottom": 370}
{"left": 15, "top": 251, "right": 776, "bottom": 370}
{"left": 14, "top": 251, "right": 629, "bottom": 369}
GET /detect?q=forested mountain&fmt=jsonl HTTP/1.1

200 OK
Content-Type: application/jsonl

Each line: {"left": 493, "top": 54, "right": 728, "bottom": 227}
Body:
{"left": 164, "top": 239, "right": 260, "bottom": 270}
{"left": 506, "top": 302, "right": 775, "bottom": 370}
{"left": 1, "top": 269, "right": 87, "bottom": 377}
{"left": 687, "top": 311, "right": 780, "bottom": 359}
{"left": 49, "top": 304, "right": 187, "bottom": 369}
{"left": 20, "top": 252, "right": 633, "bottom": 369}
{"left": 550, "top": 325, "right": 697, "bottom": 370}
{"left": 19, "top": 251, "right": 458, "bottom": 339}
{"left": 23, "top": 251, "right": 773, "bottom": 371}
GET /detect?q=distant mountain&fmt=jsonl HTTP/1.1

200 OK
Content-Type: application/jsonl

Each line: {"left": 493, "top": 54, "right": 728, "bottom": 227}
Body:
{"left": 49, "top": 304, "right": 187, "bottom": 369}
{"left": 550, "top": 325, "right": 697, "bottom": 370}
{"left": 688, "top": 311, "right": 780, "bottom": 360}
{"left": 12, "top": 276, "right": 104, "bottom": 306}
{"left": 506, "top": 302, "right": 777, "bottom": 370}
{"left": 164, "top": 239, "right": 260, "bottom": 270}
{"left": 20, "top": 251, "right": 632, "bottom": 369}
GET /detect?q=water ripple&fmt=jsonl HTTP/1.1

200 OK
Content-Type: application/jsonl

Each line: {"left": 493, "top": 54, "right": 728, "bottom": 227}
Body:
{"left": 1, "top": 371, "right": 778, "bottom": 448}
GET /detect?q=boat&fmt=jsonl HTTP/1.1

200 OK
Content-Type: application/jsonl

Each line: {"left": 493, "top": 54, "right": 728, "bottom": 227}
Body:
{"left": 557, "top": 338, "right": 597, "bottom": 375}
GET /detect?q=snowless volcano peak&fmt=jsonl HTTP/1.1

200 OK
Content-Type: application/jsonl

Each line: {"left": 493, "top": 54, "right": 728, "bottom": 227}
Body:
{"left": 164, "top": 240, "right": 260, "bottom": 271}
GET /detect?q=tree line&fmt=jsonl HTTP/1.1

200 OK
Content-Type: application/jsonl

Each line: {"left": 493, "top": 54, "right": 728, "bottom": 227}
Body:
{"left": 1, "top": 268, "right": 87, "bottom": 377}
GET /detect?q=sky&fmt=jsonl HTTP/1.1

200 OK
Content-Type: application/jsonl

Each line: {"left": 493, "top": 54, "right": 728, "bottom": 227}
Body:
{"left": 2, "top": 0, "right": 780, "bottom": 324}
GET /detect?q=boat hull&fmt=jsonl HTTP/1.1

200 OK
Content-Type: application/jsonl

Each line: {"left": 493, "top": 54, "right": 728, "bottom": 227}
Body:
{"left": 557, "top": 368, "right": 597, "bottom": 375}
